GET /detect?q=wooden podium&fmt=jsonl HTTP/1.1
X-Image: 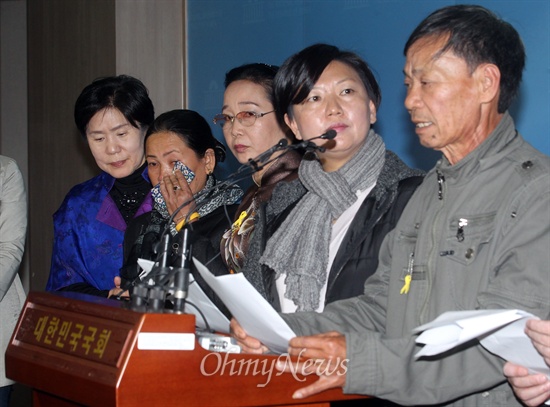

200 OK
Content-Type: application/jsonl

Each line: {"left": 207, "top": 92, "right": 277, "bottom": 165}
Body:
{"left": 6, "top": 291, "right": 365, "bottom": 407}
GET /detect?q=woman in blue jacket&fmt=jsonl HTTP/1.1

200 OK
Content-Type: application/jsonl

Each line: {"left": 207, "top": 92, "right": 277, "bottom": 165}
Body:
{"left": 46, "top": 75, "right": 154, "bottom": 298}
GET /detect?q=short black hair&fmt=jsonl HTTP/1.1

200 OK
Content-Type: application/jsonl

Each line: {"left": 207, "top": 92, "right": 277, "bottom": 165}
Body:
{"left": 404, "top": 4, "right": 525, "bottom": 113}
{"left": 145, "top": 109, "right": 226, "bottom": 167}
{"left": 273, "top": 43, "right": 381, "bottom": 127}
{"left": 224, "top": 63, "right": 279, "bottom": 106}
{"left": 74, "top": 75, "right": 155, "bottom": 137}
{"left": 224, "top": 63, "right": 295, "bottom": 142}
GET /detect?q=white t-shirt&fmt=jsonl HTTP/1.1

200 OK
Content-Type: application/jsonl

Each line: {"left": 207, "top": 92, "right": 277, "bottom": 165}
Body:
{"left": 276, "top": 185, "right": 375, "bottom": 313}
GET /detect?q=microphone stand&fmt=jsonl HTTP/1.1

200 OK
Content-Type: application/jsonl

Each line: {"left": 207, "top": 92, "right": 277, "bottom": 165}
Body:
{"left": 153, "top": 232, "right": 172, "bottom": 285}
{"left": 172, "top": 228, "right": 191, "bottom": 314}
{"left": 127, "top": 240, "right": 172, "bottom": 312}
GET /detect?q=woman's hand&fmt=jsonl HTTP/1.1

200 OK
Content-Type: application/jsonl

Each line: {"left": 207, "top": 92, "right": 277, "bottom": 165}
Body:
{"left": 160, "top": 169, "right": 195, "bottom": 223}
{"left": 108, "top": 276, "right": 128, "bottom": 299}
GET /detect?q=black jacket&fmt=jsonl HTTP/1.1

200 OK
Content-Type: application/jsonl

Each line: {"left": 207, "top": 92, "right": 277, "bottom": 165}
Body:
{"left": 251, "top": 151, "right": 424, "bottom": 311}
{"left": 121, "top": 205, "right": 238, "bottom": 315}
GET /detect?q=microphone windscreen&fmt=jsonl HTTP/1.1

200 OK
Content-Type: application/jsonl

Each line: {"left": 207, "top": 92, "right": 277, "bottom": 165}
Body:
{"left": 323, "top": 129, "right": 337, "bottom": 140}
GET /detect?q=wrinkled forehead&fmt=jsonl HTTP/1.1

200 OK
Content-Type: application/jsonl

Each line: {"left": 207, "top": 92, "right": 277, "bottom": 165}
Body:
{"left": 403, "top": 33, "right": 471, "bottom": 78}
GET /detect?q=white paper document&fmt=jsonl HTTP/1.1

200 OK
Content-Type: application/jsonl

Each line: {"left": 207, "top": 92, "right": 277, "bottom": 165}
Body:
{"left": 136, "top": 258, "right": 231, "bottom": 333}
{"left": 187, "top": 273, "right": 231, "bottom": 333}
{"left": 193, "top": 257, "right": 296, "bottom": 354}
{"left": 413, "top": 309, "right": 549, "bottom": 377}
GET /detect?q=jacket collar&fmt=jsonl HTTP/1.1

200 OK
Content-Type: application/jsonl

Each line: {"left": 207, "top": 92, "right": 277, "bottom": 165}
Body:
{"left": 436, "top": 112, "right": 518, "bottom": 183}
{"left": 96, "top": 166, "right": 152, "bottom": 231}
{"left": 97, "top": 164, "right": 150, "bottom": 192}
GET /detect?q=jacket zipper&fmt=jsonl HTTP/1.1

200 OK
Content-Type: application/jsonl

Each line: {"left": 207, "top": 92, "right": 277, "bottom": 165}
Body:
{"left": 420, "top": 170, "right": 446, "bottom": 323}
{"left": 437, "top": 170, "right": 445, "bottom": 200}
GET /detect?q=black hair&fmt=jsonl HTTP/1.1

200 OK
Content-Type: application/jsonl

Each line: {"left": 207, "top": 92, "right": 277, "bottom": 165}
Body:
{"left": 404, "top": 4, "right": 525, "bottom": 113}
{"left": 224, "top": 63, "right": 296, "bottom": 142}
{"left": 74, "top": 75, "right": 155, "bottom": 138}
{"left": 224, "top": 63, "right": 279, "bottom": 106}
{"left": 145, "top": 109, "right": 226, "bottom": 167}
{"left": 273, "top": 43, "right": 381, "bottom": 127}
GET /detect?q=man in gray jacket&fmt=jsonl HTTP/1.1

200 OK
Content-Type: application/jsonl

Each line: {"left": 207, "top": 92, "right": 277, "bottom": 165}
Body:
{"left": 232, "top": 4, "right": 550, "bottom": 406}
{"left": 0, "top": 155, "right": 27, "bottom": 407}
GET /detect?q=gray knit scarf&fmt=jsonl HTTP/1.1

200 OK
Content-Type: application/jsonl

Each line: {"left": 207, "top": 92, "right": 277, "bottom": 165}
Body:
{"left": 260, "top": 129, "right": 385, "bottom": 311}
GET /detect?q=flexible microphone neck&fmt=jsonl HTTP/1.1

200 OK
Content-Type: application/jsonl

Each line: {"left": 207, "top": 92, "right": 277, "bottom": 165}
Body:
{"left": 289, "top": 129, "right": 338, "bottom": 153}
{"left": 244, "top": 130, "right": 337, "bottom": 174}
{"left": 246, "top": 138, "right": 289, "bottom": 171}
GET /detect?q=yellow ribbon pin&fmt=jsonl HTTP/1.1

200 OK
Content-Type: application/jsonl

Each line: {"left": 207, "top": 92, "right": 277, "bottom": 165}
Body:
{"left": 232, "top": 210, "right": 248, "bottom": 231}
{"left": 175, "top": 212, "right": 200, "bottom": 232}
{"left": 400, "top": 274, "right": 412, "bottom": 294}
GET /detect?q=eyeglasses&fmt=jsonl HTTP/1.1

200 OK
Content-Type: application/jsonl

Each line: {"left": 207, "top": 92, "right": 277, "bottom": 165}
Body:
{"left": 212, "top": 110, "right": 275, "bottom": 129}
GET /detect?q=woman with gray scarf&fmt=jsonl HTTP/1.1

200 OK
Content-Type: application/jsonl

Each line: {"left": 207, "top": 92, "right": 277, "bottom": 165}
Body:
{"left": 258, "top": 44, "right": 424, "bottom": 313}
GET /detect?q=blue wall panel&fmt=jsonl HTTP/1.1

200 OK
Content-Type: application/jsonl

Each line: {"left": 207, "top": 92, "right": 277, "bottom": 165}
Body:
{"left": 187, "top": 0, "right": 550, "bottom": 177}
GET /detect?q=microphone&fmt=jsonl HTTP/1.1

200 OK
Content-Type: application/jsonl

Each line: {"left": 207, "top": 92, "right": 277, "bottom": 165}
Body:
{"left": 247, "top": 138, "right": 289, "bottom": 170}
{"left": 209, "top": 128, "right": 339, "bottom": 204}
{"left": 293, "top": 129, "right": 338, "bottom": 153}
{"left": 320, "top": 129, "right": 337, "bottom": 140}
{"left": 259, "top": 138, "right": 289, "bottom": 163}
{"left": 249, "top": 130, "right": 336, "bottom": 168}
{"left": 172, "top": 228, "right": 191, "bottom": 314}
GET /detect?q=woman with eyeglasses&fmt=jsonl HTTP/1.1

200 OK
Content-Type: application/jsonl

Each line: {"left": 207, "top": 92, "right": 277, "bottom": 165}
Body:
{"left": 254, "top": 43, "right": 424, "bottom": 312}
{"left": 215, "top": 63, "right": 301, "bottom": 291}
